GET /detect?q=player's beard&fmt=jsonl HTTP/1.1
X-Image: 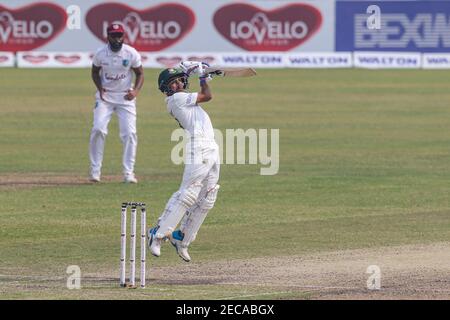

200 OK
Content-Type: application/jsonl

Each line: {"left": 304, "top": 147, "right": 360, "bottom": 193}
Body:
{"left": 109, "top": 38, "right": 123, "bottom": 52}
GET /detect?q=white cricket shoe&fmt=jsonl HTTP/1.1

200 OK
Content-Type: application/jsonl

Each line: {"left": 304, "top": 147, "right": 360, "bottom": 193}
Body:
{"left": 170, "top": 238, "right": 191, "bottom": 262}
{"left": 89, "top": 173, "right": 101, "bottom": 183}
{"left": 148, "top": 227, "right": 161, "bottom": 257}
{"left": 123, "top": 173, "right": 138, "bottom": 184}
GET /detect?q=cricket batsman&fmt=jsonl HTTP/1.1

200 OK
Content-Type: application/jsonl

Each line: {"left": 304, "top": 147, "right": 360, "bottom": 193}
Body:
{"left": 89, "top": 24, "right": 144, "bottom": 183}
{"left": 148, "top": 62, "right": 220, "bottom": 262}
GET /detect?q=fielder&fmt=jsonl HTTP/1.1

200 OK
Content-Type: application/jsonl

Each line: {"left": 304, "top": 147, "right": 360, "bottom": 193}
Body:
{"left": 148, "top": 62, "right": 220, "bottom": 262}
{"left": 89, "top": 23, "right": 144, "bottom": 183}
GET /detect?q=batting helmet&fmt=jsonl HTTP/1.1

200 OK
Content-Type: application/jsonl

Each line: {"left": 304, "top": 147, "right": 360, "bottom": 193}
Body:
{"left": 158, "top": 68, "right": 188, "bottom": 95}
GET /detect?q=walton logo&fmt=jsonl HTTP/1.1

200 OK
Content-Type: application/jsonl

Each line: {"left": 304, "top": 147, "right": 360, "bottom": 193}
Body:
{"left": 86, "top": 3, "right": 195, "bottom": 51}
{"left": 213, "top": 3, "right": 322, "bottom": 51}
{"left": 0, "top": 3, "right": 67, "bottom": 51}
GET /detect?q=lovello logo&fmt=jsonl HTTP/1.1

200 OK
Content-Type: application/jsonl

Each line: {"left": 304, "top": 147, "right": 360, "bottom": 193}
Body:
{"left": 213, "top": 3, "right": 322, "bottom": 51}
{"left": 0, "top": 3, "right": 67, "bottom": 51}
{"left": 86, "top": 3, "right": 195, "bottom": 51}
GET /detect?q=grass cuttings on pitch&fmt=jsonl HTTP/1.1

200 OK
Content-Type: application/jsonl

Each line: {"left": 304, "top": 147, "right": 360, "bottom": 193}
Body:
{"left": 0, "top": 69, "right": 449, "bottom": 299}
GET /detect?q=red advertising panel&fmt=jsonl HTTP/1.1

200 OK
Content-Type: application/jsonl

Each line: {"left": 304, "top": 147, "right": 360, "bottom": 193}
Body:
{"left": 213, "top": 3, "right": 322, "bottom": 51}
{"left": 0, "top": 2, "right": 67, "bottom": 52}
{"left": 85, "top": 3, "right": 195, "bottom": 51}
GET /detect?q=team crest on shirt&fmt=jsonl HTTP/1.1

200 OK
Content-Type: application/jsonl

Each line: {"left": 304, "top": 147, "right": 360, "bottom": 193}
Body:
{"left": 122, "top": 59, "right": 130, "bottom": 67}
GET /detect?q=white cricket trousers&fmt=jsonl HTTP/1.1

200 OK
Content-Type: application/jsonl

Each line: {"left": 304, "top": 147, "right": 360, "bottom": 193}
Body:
{"left": 89, "top": 100, "right": 137, "bottom": 177}
{"left": 156, "top": 140, "right": 220, "bottom": 245}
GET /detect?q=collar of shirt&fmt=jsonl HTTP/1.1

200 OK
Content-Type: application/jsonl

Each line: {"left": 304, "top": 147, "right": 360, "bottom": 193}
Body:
{"left": 106, "top": 44, "right": 123, "bottom": 57}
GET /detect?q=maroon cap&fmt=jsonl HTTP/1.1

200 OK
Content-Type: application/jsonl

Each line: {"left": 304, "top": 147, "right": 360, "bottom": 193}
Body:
{"left": 107, "top": 23, "right": 125, "bottom": 35}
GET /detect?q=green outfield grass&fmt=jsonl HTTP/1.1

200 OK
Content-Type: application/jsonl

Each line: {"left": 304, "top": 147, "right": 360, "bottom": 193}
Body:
{"left": 1, "top": 68, "right": 450, "bottom": 299}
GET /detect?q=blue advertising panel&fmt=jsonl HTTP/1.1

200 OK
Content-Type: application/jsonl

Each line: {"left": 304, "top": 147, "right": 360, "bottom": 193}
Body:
{"left": 336, "top": 0, "right": 450, "bottom": 52}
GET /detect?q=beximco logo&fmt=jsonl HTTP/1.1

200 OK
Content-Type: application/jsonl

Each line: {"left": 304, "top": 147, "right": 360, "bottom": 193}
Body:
{"left": 213, "top": 3, "right": 322, "bottom": 51}
{"left": 0, "top": 2, "right": 67, "bottom": 51}
{"left": 86, "top": 3, "right": 195, "bottom": 51}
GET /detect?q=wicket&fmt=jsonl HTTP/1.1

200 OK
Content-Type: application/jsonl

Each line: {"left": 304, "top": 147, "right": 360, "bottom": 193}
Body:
{"left": 120, "top": 202, "right": 147, "bottom": 288}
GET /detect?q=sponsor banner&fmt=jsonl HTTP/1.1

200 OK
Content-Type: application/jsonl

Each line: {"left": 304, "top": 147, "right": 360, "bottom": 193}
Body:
{"left": 0, "top": 1, "right": 334, "bottom": 52}
{"left": 140, "top": 52, "right": 222, "bottom": 68}
{"left": 16, "top": 51, "right": 286, "bottom": 68}
{"left": 141, "top": 52, "right": 280, "bottom": 68}
{"left": 354, "top": 52, "right": 421, "bottom": 69}
{"left": 85, "top": 2, "right": 195, "bottom": 52}
{"left": 0, "top": 51, "right": 14, "bottom": 66}
{"left": 184, "top": 53, "right": 221, "bottom": 67}
{"left": 336, "top": 1, "right": 450, "bottom": 52}
{"left": 16, "top": 51, "right": 450, "bottom": 69}
{"left": 422, "top": 53, "right": 450, "bottom": 69}
{"left": 0, "top": 2, "right": 67, "bottom": 51}
{"left": 285, "top": 52, "right": 352, "bottom": 68}
{"left": 16, "top": 51, "right": 226, "bottom": 68}
{"left": 17, "top": 51, "right": 90, "bottom": 67}
{"left": 217, "top": 52, "right": 285, "bottom": 68}
{"left": 213, "top": 2, "right": 324, "bottom": 52}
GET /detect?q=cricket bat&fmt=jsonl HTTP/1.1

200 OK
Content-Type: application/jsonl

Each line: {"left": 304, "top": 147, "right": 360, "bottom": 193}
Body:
{"left": 205, "top": 67, "right": 257, "bottom": 78}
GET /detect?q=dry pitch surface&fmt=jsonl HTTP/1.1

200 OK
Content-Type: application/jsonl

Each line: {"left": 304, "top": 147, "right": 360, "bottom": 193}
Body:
{"left": 2, "top": 241, "right": 449, "bottom": 299}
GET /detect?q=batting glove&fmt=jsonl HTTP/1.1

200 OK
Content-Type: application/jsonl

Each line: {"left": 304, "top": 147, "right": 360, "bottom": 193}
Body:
{"left": 199, "top": 74, "right": 213, "bottom": 86}
{"left": 179, "top": 61, "right": 210, "bottom": 77}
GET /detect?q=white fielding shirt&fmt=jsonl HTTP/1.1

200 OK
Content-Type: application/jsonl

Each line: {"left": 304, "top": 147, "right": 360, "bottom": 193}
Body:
{"left": 92, "top": 44, "right": 141, "bottom": 106}
{"left": 166, "top": 92, "right": 215, "bottom": 143}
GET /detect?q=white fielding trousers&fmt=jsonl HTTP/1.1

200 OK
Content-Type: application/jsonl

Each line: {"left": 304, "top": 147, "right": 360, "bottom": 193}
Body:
{"left": 89, "top": 99, "right": 137, "bottom": 177}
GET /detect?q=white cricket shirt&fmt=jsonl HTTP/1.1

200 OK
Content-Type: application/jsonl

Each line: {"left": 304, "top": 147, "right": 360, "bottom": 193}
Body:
{"left": 166, "top": 92, "right": 215, "bottom": 142}
{"left": 92, "top": 44, "right": 141, "bottom": 105}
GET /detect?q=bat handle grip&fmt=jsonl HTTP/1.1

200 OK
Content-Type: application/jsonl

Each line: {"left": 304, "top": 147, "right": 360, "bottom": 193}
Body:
{"left": 209, "top": 70, "right": 223, "bottom": 77}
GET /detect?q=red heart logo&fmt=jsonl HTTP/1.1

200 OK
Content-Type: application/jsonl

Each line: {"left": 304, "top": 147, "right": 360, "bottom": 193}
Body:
{"left": 213, "top": 3, "right": 322, "bottom": 51}
{"left": 86, "top": 3, "right": 195, "bottom": 51}
{"left": 54, "top": 54, "right": 81, "bottom": 64}
{"left": 0, "top": 55, "right": 8, "bottom": 63}
{"left": 23, "top": 54, "right": 49, "bottom": 64}
{"left": 187, "top": 56, "right": 216, "bottom": 65}
{"left": 156, "top": 56, "right": 183, "bottom": 67}
{"left": 0, "top": 3, "right": 67, "bottom": 52}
